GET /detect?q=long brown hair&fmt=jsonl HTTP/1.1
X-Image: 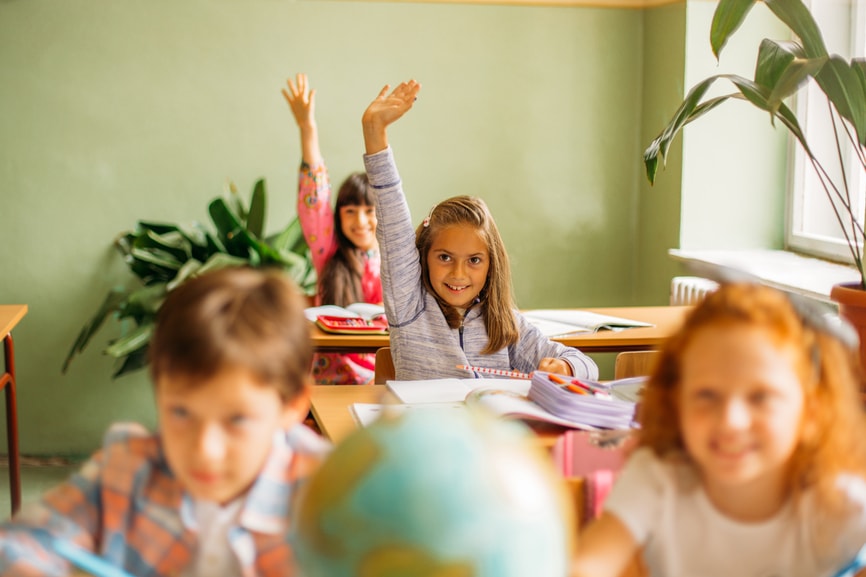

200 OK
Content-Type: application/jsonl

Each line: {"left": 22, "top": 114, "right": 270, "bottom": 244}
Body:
{"left": 639, "top": 283, "right": 866, "bottom": 510}
{"left": 415, "top": 195, "right": 518, "bottom": 354}
{"left": 320, "top": 172, "right": 373, "bottom": 307}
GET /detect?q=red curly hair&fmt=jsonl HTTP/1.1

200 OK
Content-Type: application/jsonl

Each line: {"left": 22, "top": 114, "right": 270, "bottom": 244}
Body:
{"left": 638, "top": 283, "right": 866, "bottom": 511}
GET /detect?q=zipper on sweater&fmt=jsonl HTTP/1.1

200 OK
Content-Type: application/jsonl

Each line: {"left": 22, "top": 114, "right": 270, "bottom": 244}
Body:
{"left": 458, "top": 307, "right": 472, "bottom": 350}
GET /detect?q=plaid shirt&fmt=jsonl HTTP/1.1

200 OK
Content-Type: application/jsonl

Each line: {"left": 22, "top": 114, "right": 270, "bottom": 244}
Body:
{"left": 0, "top": 422, "right": 330, "bottom": 577}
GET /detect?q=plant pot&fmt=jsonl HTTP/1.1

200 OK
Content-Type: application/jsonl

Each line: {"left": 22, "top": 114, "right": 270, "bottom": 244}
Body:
{"left": 830, "top": 282, "right": 866, "bottom": 375}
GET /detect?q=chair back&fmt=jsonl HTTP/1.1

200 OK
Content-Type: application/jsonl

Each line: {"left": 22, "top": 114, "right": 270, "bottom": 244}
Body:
{"left": 374, "top": 347, "right": 395, "bottom": 384}
{"left": 614, "top": 351, "right": 659, "bottom": 380}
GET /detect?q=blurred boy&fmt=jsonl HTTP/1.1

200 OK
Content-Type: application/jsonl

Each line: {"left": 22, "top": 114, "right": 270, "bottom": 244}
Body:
{"left": 0, "top": 267, "right": 329, "bottom": 576}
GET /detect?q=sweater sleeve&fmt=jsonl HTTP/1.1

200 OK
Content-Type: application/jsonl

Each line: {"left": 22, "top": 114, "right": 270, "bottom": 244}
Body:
{"left": 363, "top": 147, "right": 426, "bottom": 326}
{"left": 510, "top": 312, "right": 599, "bottom": 380}
{"left": 297, "top": 161, "right": 337, "bottom": 275}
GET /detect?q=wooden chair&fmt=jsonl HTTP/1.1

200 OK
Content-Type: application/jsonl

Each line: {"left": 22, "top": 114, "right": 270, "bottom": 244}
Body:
{"left": 614, "top": 350, "right": 659, "bottom": 380}
{"left": 374, "top": 347, "right": 395, "bottom": 384}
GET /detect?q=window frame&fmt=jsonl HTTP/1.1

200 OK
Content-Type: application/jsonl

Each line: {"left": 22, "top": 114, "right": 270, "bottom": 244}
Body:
{"left": 786, "top": 0, "right": 866, "bottom": 263}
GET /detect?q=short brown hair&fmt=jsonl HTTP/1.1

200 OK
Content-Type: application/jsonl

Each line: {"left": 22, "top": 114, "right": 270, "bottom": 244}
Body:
{"left": 415, "top": 195, "right": 518, "bottom": 354}
{"left": 149, "top": 266, "right": 312, "bottom": 401}
{"left": 639, "top": 282, "right": 866, "bottom": 510}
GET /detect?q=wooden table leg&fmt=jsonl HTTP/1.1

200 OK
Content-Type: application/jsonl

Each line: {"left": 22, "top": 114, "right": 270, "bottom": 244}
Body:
{"left": 1, "top": 335, "right": 21, "bottom": 514}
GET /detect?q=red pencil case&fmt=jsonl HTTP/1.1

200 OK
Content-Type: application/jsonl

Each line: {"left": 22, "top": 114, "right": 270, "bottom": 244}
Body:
{"left": 315, "top": 315, "right": 389, "bottom": 335}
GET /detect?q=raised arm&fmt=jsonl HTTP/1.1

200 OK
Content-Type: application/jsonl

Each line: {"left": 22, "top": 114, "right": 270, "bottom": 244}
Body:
{"left": 283, "top": 73, "right": 334, "bottom": 274}
{"left": 282, "top": 73, "right": 322, "bottom": 166}
{"left": 361, "top": 80, "right": 421, "bottom": 155}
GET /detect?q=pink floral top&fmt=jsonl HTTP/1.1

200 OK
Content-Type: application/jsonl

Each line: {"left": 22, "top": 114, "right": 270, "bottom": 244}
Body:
{"left": 298, "top": 161, "right": 381, "bottom": 385}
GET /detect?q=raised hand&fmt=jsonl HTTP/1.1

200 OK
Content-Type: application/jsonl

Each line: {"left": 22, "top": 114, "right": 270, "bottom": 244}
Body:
{"left": 282, "top": 73, "right": 321, "bottom": 165}
{"left": 362, "top": 80, "right": 421, "bottom": 155}
{"left": 282, "top": 73, "right": 316, "bottom": 130}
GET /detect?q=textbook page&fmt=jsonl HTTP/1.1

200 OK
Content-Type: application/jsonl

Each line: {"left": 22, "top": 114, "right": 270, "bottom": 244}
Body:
{"left": 303, "top": 303, "right": 386, "bottom": 322}
{"left": 523, "top": 309, "right": 653, "bottom": 337}
{"left": 351, "top": 402, "right": 465, "bottom": 428}
{"left": 383, "top": 378, "right": 598, "bottom": 430}
{"left": 464, "top": 388, "right": 598, "bottom": 431}
{"left": 386, "top": 378, "right": 531, "bottom": 404}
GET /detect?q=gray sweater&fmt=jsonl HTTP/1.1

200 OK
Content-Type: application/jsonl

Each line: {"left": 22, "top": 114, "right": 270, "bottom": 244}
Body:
{"left": 364, "top": 147, "right": 598, "bottom": 381}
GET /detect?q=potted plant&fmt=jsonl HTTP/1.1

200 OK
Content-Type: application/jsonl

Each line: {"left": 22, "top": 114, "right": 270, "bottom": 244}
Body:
{"left": 62, "top": 179, "right": 317, "bottom": 378}
{"left": 644, "top": 0, "right": 866, "bottom": 361}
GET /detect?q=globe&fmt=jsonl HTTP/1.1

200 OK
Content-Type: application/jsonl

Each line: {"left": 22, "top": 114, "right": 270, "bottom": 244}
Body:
{"left": 293, "top": 408, "right": 573, "bottom": 577}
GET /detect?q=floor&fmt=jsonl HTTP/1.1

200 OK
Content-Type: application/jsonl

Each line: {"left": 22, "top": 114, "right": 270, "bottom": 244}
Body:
{"left": 0, "top": 460, "right": 80, "bottom": 518}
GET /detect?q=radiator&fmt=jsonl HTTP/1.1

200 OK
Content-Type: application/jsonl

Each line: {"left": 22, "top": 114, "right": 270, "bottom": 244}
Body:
{"left": 670, "top": 276, "right": 719, "bottom": 306}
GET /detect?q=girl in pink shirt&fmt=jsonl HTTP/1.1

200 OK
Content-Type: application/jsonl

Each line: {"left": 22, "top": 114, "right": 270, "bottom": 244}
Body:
{"left": 283, "top": 73, "right": 381, "bottom": 385}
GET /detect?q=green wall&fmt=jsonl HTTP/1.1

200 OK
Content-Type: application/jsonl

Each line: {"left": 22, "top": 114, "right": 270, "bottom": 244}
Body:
{"left": 1, "top": 0, "right": 790, "bottom": 455}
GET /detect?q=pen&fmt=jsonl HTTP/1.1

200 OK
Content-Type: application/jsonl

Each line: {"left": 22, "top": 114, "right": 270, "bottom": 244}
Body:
{"left": 49, "top": 537, "right": 136, "bottom": 577}
{"left": 456, "top": 365, "right": 532, "bottom": 380}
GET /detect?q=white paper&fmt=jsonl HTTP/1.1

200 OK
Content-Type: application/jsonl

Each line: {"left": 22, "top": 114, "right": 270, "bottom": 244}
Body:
{"left": 351, "top": 402, "right": 466, "bottom": 427}
{"left": 386, "top": 378, "right": 531, "bottom": 404}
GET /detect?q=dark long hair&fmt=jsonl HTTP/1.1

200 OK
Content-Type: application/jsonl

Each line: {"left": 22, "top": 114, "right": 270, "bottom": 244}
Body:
{"left": 320, "top": 172, "right": 373, "bottom": 307}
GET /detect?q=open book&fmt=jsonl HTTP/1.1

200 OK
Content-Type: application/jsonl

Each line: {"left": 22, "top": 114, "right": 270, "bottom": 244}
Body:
{"left": 522, "top": 309, "right": 653, "bottom": 337}
{"left": 304, "top": 303, "right": 388, "bottom": 335}
{"left": 303, "top": 303, "right": 386, "bottom": 322}
{"left": 350, "top": 377, "right": 640, "bottom": 431}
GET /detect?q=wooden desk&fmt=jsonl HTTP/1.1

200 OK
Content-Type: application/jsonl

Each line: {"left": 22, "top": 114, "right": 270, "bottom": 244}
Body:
{"left": 310, "top": 385, "right": 389, "bottom": 444}
{"left": 310, "top": 384, "right": 568, "bottom": 447}
{"left": 310, "top": 305, "right": 690, "bottom": 354}
{"left": 0, "top": 305, "right": 26, "bottom": 515}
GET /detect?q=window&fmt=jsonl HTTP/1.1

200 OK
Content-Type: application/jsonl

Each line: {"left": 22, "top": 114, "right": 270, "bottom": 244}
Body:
{"left": 787, "top": 0, "right": 866, "bottom": 263}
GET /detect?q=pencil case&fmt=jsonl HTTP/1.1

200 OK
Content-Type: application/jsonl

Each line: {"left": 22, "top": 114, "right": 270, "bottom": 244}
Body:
{"left": 315, "top": 315, "right": 389, "bottom": 335}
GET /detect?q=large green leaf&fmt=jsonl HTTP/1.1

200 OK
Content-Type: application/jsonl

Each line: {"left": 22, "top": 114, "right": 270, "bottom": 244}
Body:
{"left": 62, "top": 287, "right": 129, "bottom": 373}
{"left": 196, "top": 252, "right": 252, "bottom": 276}
{"left": 113, "top": 346, "right": 150, "bottom": 379}
{"left": 167, "top": 258, "right": 204, "bottom": 292}
{"left": 118, "top": 283, "right": 167, "bottom": 322}
{"left": 765, "top": 0, "right": 827, "bottom": 59}
{"left": 268, "top": 217, "right": 306, "bottom": 254}
{"left": 815, "top": 55, "right": 866, "bottom": 148}
{"left": 755, "top": 39, "right": 801, "bottom": 90}
{"left": 209, "top": 197, "right": 248, "bottom": 257}
{"left": 105, "top": 323, "right": 154, "bottom": 358}
{"left": 247, "top": 179, "right": 266, "bottom": 239}
{"left": 711, "top": 0, "right": 756, "bottom": 58}
{"left": 136, "top": 229, "right": 192, "bottom": 263}
{"left": 644, "top": 73, "right": 811, "bottom": 184}
{"left": 763, "top": 53, "right": 825, "bottom": 116}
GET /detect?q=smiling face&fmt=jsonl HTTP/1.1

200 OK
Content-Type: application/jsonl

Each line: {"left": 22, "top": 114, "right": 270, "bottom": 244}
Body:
{"left": 156, "top": 365, "right": 308, "bottom": 505}
{"left": 678, "top": 324, "right": 805, "bottom": 511}
{"left": 339, "top": 203, "right": 377, "bottom": 252}
{"left": 426, "top": 224, "right": 490, "bottom": 309}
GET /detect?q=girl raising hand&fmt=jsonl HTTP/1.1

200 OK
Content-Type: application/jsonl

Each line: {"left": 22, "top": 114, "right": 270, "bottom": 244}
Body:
{"left": 361, "top": 81, "right": 597, "bottom": 381}
{"left": 283, "top": 73, "right": 380, "bottom": 385}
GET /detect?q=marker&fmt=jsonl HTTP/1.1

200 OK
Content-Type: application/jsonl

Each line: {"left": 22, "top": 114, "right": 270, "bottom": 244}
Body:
{"left": 572, "top": 378, "right": 612, "bottom": 398}
{"left": 456, "top": 365, "right": 532, "bottom": 380}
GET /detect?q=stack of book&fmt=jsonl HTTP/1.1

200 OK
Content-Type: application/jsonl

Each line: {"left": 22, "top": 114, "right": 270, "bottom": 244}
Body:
{"left": 527, "top": 371, "right": 640, "bottom": 430}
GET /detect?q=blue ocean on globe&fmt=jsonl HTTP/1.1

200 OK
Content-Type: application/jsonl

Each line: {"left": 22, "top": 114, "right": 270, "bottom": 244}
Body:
{"left": 293, "top": 408, "right": 572, "bottom": 577}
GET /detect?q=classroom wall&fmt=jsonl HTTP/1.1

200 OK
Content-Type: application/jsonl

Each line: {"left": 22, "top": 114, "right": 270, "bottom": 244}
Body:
{"left": 2, "top": 0, "right": 660, "bottom": 455}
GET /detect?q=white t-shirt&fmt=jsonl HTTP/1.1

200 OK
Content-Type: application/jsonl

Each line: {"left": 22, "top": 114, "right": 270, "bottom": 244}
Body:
{"left": 604, "top": 447, "right": 866, "bottom": 577}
